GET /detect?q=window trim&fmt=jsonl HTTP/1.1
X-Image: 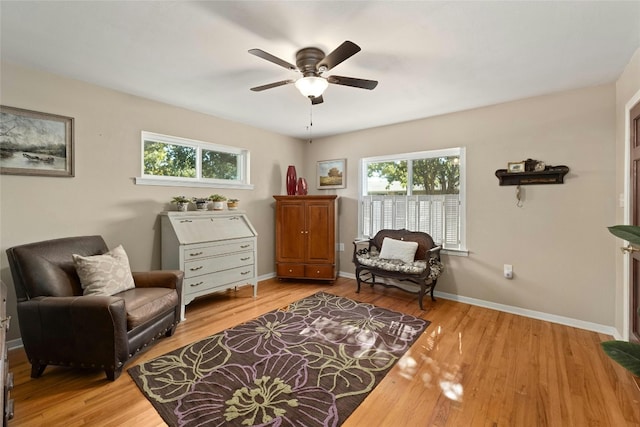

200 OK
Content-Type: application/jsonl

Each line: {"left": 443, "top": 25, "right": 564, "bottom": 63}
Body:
{"left": 135, "top": 131, "right": 253, "bottom": 189}
{"left": 359, "top": 147, "right": 467, "bottom": 253}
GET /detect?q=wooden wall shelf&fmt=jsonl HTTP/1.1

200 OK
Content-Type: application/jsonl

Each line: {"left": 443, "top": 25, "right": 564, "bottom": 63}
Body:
{"left": 495, "top": 166, "right": 569, "bottom": 186}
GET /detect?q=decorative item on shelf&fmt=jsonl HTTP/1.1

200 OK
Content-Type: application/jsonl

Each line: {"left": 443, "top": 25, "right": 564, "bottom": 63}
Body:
{"left": 227, "top": 198, "right": 239, "bottom": 210}
{"left": 171, "top": 196, "right": 190, "bottom": 212}
{"left": 192, "top": 197, "right": 210, "bottom": 211}
{"left": 534, "top": 161, "right": 546, "bottom": 172}
{"left": 297, "top": 177, "right": 308, "bottom": 195}
{"left": 524, "top": 158, "right": 538, "bottom": 172}
{"left": 286, "top": 165, "right": 297, "bottom": 195}
{"left": 496, "top": 160, "right": 569, "bottom": 186}
{"left": 507, "top": 161, "right": 525, "bottom": 173}
{"left": 209, "top": 194, "right": 227, "bottom": 210}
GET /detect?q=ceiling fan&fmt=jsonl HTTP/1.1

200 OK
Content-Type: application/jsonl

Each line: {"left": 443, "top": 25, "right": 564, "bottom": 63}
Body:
{"left": 248, "top": 41, "right": 378, "bottom": 105}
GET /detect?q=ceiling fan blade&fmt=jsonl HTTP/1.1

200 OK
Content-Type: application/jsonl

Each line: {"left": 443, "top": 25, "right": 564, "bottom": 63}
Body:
{"left": 327, "top": 75, "right": 378, "bottom": 90}
{"left": 317, "top": 41, "right": 361, "bottom": 71}
{"left": 250, "top": 80, "right": 294, "bottom": 92}
{"left": 311, "top": 95, "right": 324, "bottom": 105}
{"left": 248, "top": 48, "right": 296, "bottom": 70}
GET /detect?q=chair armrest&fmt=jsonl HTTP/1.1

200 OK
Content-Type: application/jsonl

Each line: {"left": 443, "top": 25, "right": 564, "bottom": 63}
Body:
{"left": 18, "top": 295, "right": 126, "bottom": 330}
{"left": 132, "top": 270, "right": 184, "bottom": 290}
{"left": 429, "top": 245, "right": 442, "bottom": 254}
{"left": 17, "top": 296, "right": 129, "bottom": 362}
{"left": 352, "top": 239, "right": 372, "bottom": 262}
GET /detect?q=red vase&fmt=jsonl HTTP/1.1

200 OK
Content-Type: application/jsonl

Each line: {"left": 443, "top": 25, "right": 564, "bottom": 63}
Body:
{"left": 286, "top": 165, "right": 297, "bottom": 195}
{"left": 297, "top": 177, "right": 308, "bottom": 195}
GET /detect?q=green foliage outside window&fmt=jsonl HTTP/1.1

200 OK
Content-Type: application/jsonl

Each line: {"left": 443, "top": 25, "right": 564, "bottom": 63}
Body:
{"left": 139, "top": 131, "right": 250, "bottom": 188}
{"left": 202, "top": 149, "right": 238, "bottom": 180}
{"left": 144, "top": 141, "right": 196, "bottom": 178}
{"left": 367, "top": 156, "right": 460, "bottom": 195}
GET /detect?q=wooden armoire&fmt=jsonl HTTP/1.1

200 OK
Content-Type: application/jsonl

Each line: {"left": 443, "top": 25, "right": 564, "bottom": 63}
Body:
{"left": 273, "top": 195, "right": 338, "bottom": 281}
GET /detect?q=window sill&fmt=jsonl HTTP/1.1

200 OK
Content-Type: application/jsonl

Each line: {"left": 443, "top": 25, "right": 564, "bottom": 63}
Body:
{"left": 135, "top": 177, "right": 254, "bottom": 190}
{"left": 441, "top": 248, "right": 469, "bottom": 257}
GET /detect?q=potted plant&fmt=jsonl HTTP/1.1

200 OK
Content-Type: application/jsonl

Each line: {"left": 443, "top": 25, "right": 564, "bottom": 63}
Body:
{"left": 604, "top": 225, "right": 640, "bottom": 378}
{"left": 209, "top": 194, "right": 227, "bottom": 210}
{"left": 192, "top": 197, "right": 210, "bottom": 211}
{"left": 171, "top": 196, "right": 190, "bottom": 212}
{"left": 227, "top": 198, "right": 239, "bottom": 210}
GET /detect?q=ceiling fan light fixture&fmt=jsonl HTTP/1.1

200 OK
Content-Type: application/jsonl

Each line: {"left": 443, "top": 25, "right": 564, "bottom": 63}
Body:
{"left": 295, "top": 76, "right": 328, "bottom": 98}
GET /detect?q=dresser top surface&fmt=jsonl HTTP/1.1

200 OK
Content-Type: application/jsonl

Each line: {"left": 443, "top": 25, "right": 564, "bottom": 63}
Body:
{"left": 161, "top": 210, "right": 247, "bottom": 217}
{"left": 161, "top": 210, "right": 257, "bottom": 244}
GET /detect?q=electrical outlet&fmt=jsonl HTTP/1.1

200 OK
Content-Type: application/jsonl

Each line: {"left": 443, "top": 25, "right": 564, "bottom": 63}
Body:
{"left": 504, "top": 264, "right": 513, "bottom": 279}
{"left": 337, "top": 243, "right": 345, "bottom": 252}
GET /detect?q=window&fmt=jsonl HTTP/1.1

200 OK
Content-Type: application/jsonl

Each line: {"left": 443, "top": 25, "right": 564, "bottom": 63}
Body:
{"left": 135, "top": 132, "right": 252, "bottom": 189}
{"left": 360, "top": 147, "right": 465, "bottom": 252}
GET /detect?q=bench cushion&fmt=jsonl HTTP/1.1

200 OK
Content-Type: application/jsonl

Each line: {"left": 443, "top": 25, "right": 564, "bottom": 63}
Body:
{"left": 356, "top": 248, "right": 444, "bottom": 280}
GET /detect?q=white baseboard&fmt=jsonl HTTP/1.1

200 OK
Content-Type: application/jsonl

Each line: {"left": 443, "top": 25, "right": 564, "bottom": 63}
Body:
{"left": 257, "top": 272, "right": 277, "bottom": 281}
{"left": 338, "top": 271, "right": 622, "bottom": 339}
{"left": 8, "top": 338, "right": 22, "bottom": 351}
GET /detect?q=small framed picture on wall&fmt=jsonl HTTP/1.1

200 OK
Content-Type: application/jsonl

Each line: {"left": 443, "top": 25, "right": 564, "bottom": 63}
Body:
{"left": 0, "top": 105, "right": 74, "bottom": 177}
{"left": 317, "top": 158, "right": 346, "bottom": 189}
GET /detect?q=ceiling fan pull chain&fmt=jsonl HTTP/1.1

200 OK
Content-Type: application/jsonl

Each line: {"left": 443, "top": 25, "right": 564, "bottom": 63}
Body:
{"left": 308, "top": 104, "right": 313, "bottom": 143}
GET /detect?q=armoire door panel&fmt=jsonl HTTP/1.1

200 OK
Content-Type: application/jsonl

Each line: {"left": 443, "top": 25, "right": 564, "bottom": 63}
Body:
{"left": 276, "top": 201, "right": 306, "bottom": 262}
{"left": 306, "top": 202, "right": 333, "bottom": 262}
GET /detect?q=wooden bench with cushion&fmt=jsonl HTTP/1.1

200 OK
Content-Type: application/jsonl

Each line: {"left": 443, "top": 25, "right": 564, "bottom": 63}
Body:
{"left": 352, "top": 229, "right": 443, "bottom": 309}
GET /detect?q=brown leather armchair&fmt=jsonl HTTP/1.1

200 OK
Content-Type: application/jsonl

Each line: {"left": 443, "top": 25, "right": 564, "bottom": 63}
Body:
{"left": 6, "top": 235, "right": 183, "bottom": 380}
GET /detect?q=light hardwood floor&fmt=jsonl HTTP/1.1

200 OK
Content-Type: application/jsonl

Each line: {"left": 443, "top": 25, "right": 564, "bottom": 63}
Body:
{"left": 7, "top": 277, "right": 640, "bottom": 426}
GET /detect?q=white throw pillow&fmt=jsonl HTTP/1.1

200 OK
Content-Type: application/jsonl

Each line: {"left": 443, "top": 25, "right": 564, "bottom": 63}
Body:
{"left": 73, "top": 245, "right": 136, "bottom": 296}
{"left": 378, "top": 237, "right": 419, "bottom": 263}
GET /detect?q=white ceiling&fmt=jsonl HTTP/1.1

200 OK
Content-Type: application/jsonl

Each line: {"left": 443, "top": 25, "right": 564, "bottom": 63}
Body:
{"left": 1, "top": 1, "right": 639, "bottom": 140}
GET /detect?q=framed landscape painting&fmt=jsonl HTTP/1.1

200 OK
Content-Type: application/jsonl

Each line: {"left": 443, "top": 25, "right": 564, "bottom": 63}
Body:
{"left": 0, "top": 105, "right": 74, "bottom": 177}
{"left": 317, "top": 158, "right": 346, "bottom": 189}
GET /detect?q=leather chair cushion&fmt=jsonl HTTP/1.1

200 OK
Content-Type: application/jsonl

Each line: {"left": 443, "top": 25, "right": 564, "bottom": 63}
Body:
{"left": 117, "top": 287, "right": 179, "bottom": 330}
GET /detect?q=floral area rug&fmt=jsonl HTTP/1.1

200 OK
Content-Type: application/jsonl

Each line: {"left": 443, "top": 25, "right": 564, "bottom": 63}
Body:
{"left": 128, "top": 291, "right": 429, "bottom": 427}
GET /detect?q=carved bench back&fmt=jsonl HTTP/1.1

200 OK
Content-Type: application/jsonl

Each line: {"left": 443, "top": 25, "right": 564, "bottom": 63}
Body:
{"left": 370, "top": 229, "right": 436, "bottom": 261}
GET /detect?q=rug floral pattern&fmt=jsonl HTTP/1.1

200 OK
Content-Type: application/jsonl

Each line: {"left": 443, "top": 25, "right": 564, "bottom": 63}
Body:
{"left": 129, "top": 292, "right": 429, "bottom": 427}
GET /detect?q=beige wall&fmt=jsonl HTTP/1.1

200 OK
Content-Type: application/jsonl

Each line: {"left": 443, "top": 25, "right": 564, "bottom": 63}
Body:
{"left": 0, "top": 61, "right": 304, "bottom": 340}
{"left": 0, "top": 59, "right": 628, "bottom": 341}
{"left": 307, "top": 84, "right": 617, "bottom": 328}
{"left": 614, "top": 48, "right": 640, "bottom": 336}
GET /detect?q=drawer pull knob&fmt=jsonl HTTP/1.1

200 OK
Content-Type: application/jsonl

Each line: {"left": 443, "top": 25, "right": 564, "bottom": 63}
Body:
{"left": 317, "top": 270, "right": 320, "bottom": 274}
{"left": 180, "top": 220, "right": 193, "bottom": 223}
{"left": 289, "top": 269, "right": 293, "bottom": 273}
{"left": 240, "top": 244, "right": 250, "bottom": 248}
{"left": 190, "top": 282, "right": 204, "bottom": 287}
{"left": 240, "top": 270, "right": 251, "bottom": 275}
{"left": 240, "top": 257, "right": 250, "bottom": 261}
{"left": 190, "top": 266, "right": 204, "bottom": 271}
{"left": 189, "top": 251, "right": 203, "bottom": 256}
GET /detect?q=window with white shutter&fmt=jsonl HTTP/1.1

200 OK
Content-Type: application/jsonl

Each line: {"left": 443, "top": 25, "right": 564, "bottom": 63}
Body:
{"left": 359, "top": 148, "right": 465, "bottom": 251}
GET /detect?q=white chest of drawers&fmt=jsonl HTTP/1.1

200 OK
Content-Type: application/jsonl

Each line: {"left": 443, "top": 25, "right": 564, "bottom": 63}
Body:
{"left": 160, "top": 211, "right": 258, "bottom": 319}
